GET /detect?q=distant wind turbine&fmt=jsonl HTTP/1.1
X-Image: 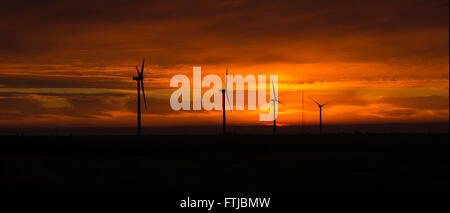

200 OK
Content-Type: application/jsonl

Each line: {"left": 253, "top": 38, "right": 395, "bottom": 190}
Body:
{"left": 271, "top": 80, "right": 282, "bottom": 135}
{"left": 220, "top": 65, "right": 232, "bottom": 135}
{"left": 310, "top": 97, "right": 328, "bottom": 135}
{"left": 133, "top": 58, "right": 148, "bottom": 136}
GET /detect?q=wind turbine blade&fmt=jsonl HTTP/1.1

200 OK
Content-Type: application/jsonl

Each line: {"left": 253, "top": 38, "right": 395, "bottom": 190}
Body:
{"left": 323, "top": 102, "right": 330, "bottom": 106}
{"left": 272, "top": 80, "right": 278, "bottom": 100}
{"left": 141, "top": 80, "right": 148, "bottom": 111}
{"left": 225, "top": 66, "right": 228, "bottom": 93}
{"left": 140, "top": 58, "right": 145, "bottom": 76}
{"left": 225, "top": 90, "right": 231, "bottom": 111}
{"left": 309, "top": 96, "right": 320, "bottom": 105}
{"left": 277, "top": 100, "right": 283, "bottom": 105}
{"left": 136, "top": 66, "right": 141, "bottom": 77}
{"left": 224, "top": 65, "right": 232, "bottom": 111}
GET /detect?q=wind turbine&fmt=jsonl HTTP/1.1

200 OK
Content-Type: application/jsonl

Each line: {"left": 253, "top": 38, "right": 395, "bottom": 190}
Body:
{"left": 133, "top": 58, "right": 148, "bottom": 136}
{"left": 220, "top": 65, "right": 232, "bottom": 135}
{"left": 271, "top": 80, "right": 282, "bottom": 135}
{"left": 310, "top": 97, "right": 328, "bottom": 135}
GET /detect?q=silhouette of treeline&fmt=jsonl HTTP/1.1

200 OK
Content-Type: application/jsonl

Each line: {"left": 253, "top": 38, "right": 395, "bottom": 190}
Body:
{"left": 0, "top": 122, "right": 448, "bottom": 136}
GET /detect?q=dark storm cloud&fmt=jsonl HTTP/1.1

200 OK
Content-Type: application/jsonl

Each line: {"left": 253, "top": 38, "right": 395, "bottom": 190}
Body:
{"left": 0, "top": 0, "right": 448, "bottom": 66}
{"left": 374, "top": 108, "right": 419, "bottom": 118}
{"left": 380, "top": 96, "right": 450, "bottom": 110}
{"left": 0, "top": 74, "right": 128, "bottom": 88}
{"left": 0, "top": 63, "right": 169, "bottom": 89}
{"left": 0, "top": 93, "right": 121, "bottom": 119}
{"left": 0, "top": 92, "right": 172, "bottom": 121}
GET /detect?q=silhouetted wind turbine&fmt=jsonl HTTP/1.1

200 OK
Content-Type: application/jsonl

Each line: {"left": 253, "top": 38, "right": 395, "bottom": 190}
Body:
{"left": 133, "top": 58, "right": 148, "bottom": 136}
{"left": 271, "top": 80, "right": 282, "bottom": 135}
{"left": 220, "top": 65, "right": 232, "bottom": 135}
{"left": 310, "top": 97, "right": 328, "bottom": 135}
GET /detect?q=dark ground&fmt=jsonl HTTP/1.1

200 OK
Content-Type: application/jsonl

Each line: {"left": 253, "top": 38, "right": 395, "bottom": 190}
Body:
{"left": 0, "top": 134, "right": 448, "bottom": 192}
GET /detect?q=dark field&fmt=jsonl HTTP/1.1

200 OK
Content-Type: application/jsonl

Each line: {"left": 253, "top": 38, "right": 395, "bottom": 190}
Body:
{"left": 0, "top": 134, "right": 448, "bottom": 192}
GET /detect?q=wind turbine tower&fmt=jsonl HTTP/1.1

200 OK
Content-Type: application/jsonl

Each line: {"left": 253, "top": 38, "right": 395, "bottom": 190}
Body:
{"left": 220, "top": 66, "right": 231, "bottom": 135}
{"left": 133, "top": 58, "right": 148, "bottom": 136}
{"left": 271, "top": 80, "right": 282, "bottom": 135}
{"left": 310, "top": 97, "right": 328, "bottom": 135}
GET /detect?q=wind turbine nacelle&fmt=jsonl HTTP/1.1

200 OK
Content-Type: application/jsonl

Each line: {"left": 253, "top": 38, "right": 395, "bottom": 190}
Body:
{"left": 133, "top": 76, "right": 143, "bottom": 81}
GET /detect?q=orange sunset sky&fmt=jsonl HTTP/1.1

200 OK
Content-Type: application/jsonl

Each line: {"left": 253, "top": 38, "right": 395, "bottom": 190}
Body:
{"left": 0, "top": 0, "right": 448, "bottom": 128}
